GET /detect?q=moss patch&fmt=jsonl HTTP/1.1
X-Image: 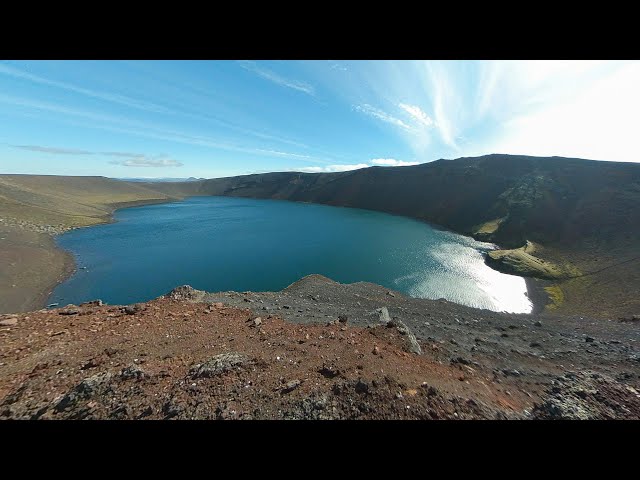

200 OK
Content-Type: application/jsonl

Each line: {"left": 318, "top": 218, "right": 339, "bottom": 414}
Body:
{"left": 486, "top": 245, "right": 574, "bottom": 280}
{"left": 473, "top": 217, "right": 505, "bottom": 235}
{"left": 544, "top": 285, "right": 565, "bottom": 310}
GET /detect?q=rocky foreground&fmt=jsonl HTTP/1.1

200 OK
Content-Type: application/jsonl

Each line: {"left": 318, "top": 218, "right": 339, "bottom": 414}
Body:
{"left": 1, "top": 275, "right": 639, "bottom": 420}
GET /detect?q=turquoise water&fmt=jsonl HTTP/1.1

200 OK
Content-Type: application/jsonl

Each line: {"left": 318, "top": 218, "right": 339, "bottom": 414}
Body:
{"left": 49, "top": 196, "right": 532, "bottom": 313}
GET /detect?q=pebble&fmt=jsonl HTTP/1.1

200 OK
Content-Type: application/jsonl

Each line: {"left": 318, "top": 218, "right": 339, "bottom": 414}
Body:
{"left": 281, "top": 380, "right": 301, "bottom": 393}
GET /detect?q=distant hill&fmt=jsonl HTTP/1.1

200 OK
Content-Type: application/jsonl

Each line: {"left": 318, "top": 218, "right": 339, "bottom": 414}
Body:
{"left": 116, "top": 177, "right": 204, "bottom": 183}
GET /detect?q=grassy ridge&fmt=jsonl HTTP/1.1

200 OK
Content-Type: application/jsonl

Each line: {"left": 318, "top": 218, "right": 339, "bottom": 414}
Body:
{"left": 0, "top": 175, "right": 178, "bottom": 230}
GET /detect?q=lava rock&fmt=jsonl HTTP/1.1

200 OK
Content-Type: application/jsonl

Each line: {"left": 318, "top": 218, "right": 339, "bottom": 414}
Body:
{"left": 190, "top": 352, "right": 249, "bottom": 379}
{"left": 120, "top": 365, "right": 147, "bottom": 380}
{"left": 318, "top": 363, "right": 340, "bottom": 378}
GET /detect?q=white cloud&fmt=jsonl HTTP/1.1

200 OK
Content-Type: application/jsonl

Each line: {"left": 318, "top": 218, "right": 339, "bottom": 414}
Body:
{"left": 370, "top": 158, "right": 419, "bottom": 167}
{"left": 295, "top": 163, "right": 369, "bottom": 173}
{"left": 292, "top": 159, "right": 419, "bottom": 173}
{"left": 398, "top": 103, "right": 434, "bottom": 127}
{"left": 483, "top": 61, "right": 640, "bottom": 162}
{"left": 239, "top": 61, "right": 315, "bottom": 96}
{"left": 109, "top": 155, "right": 183, "bottom": 167}
{"left": 354, "top": 104, "right": 412, "bottom": 130}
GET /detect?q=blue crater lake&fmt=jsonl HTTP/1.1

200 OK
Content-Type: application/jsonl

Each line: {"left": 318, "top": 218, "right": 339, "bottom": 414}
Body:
{"left": 49, "top": 196, "right": 532, "bottom": 313}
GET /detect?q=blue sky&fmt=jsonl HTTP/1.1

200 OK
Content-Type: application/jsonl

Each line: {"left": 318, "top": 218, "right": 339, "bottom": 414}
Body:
{"left": 0, "top": 60, "right": 638, "bottom": 178}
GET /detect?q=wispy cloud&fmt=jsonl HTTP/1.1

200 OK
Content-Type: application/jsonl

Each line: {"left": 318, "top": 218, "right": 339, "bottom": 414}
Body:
{"left": 13, "top": 144, "right": 94, "bottom": 155}
{"left": 370, "top": 158, "right": 419, "bottom": 167}
{"left": 109, "top": 155, "right": 183, "bottom": 167}
{"left": 0, "top": 63, "right": 170, "bottom": 114}
{"left": 0, "top": 94, "right": 329, "bottom": 164}
{"left": 102, "top": 151, "right": 145, "bottom": 158}
{"left": 354, "top": 104, "right": 412, "bottom": 130}
{"left": 9, "top": 143, "right": 183, "bottom": 168}
{"left": 398, "top": 103, "right": 434, "bottom": 127}
{"left": 239, "top": 61, "right": 315, "bottom": 96}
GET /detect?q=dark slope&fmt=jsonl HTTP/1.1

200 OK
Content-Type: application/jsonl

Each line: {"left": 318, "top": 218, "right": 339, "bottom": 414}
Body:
{"left": 147, "top": 154, "right": 640, "bottom": 318}
{"left": 149, "top": 154, "right": 640, "bottom": 250}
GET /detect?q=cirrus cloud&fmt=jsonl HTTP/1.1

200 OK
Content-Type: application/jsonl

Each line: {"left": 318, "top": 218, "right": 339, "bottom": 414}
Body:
{"left": 353, "top": 104, "right": 412, "bottom": 130}
{"left": 398, "top": 103, "right": 434, "bottom": 127}
{"left": 9, "top": 143, "right": 183, "bottom": 168}
{"left": 13, "top": 144, "right": 94, "bottom": 155}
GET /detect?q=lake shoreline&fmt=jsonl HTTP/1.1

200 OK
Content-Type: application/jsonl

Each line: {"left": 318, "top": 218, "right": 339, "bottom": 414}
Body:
{"left": 39, "top": 196, "right": 544, "bottom": 315}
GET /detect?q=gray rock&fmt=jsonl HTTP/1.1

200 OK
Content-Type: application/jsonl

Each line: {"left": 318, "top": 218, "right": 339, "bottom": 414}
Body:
{"left": 377, "top": 307, "right": 391, "bottom": 324}
{"left": 387, "top": 316, "right": 422, "bottom": 355}
{"left": 0, "top": 318, "right": 18, "bottom": 326}
{"left": 58, "top": 308, "right": 80, "bottom": 316}
{"left": 81, "top": 300, "right": 103, "bottom": 307}
{"left": 252, "top": 317, "right": 262, "bottom": 327}
{"left": 123, "top": 304, "right": 144, "bottom": 315}
{"left": 190, "top": 352, "right": 249, "bottom": 379}
{"left": 164, "top": 285, "right": 205, "bottom": 301}
{"left": 282, "top": 380, "right": 302, "bottom": 393}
